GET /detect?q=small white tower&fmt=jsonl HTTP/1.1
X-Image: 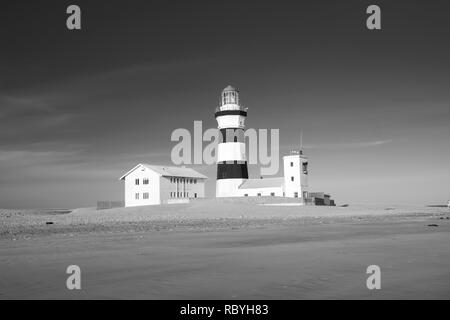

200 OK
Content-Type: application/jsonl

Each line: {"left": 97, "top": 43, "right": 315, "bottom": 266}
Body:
{"left": 215, "top": 85, "right": 248, "bottom": 197}
{"left": 283, "top": 137, "right": 309, "bottom": 201}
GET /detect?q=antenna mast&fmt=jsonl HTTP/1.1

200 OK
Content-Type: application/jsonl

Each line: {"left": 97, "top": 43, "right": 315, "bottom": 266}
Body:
{"left": 300, "top": 130, "right": 303, "bottom": 155}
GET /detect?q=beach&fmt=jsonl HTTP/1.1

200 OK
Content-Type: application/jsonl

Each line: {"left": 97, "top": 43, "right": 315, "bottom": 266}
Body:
{"left": 1, "top": 202, "right": 449, "bottom": 299}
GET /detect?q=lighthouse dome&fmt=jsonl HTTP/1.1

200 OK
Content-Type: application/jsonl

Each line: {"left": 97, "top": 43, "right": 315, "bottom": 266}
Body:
{"left": 222, "top": 85, "right": 238, "bottom": 93}
{"left": 221, "top": 85, "right": 240, "bottom": 106}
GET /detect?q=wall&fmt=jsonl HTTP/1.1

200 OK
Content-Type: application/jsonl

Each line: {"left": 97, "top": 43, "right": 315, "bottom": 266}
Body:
{"left": 193, "top": 196, "right": 303, "bottom": 204}
{"left": 283, "top": 154, "right": 309, "bottom": 200}
{"left": 236, "top": 186, "right": 284, "bottom": 197}
{"left": 124, "top": 165, "right": 161, "bottom": 207}
{"left": 160, "top": 176, "right": 206, "bottom": 204}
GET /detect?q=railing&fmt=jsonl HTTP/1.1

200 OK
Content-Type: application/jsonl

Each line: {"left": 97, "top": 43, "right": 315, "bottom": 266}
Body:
{"left": 215, "top": 104, "right": 248, "bottom": 113}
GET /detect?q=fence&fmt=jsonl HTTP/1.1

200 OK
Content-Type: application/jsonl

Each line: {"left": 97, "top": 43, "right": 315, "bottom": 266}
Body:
{"left": 96, "top": 200, "right": 124, "bottom": 210}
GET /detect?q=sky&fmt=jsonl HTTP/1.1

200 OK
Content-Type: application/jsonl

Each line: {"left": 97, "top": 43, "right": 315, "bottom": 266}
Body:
{"left": 0, "top": 0, "right": 449, "bottom": 208}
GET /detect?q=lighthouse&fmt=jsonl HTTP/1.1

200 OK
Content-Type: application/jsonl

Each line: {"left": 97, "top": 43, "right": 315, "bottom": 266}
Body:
{"left": 215, "top": 85, "right": 249, "bottom": 197}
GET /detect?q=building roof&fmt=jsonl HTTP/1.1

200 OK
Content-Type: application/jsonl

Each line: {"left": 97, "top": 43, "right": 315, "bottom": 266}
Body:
{"left": 238, "top": 177, "right": 284, "bottom": 189}
{"left": 283, "top": 153, "right": 308, "bottom": 160}
{"left": 119, "top": 163, "right": 208, "bottom": 180}
{"left": 222, "top": 85, "right": 237, "bottom": 92}
{"left": 309, "top": 192, "right": 331, "bottom": 199}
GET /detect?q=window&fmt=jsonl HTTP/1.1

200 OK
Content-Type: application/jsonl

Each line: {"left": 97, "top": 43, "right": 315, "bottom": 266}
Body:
{"left": 294, "top": 192, "right": 298, "bottom": 198}
{"left": 194, "top": 179, "right": 197, "bottom": 184}
{"left": 290, "top": 162, "right": 293, "bottom": 167}
{"left": 143, "top": 192, "right": 149, "bottom": 199}
{"left": 170, "top": 192, "right": 172, "bottom": 198}
{"left": 270, "top": 192, "right": 275, "bottom": 196}
{"left": 244, "top": 194, "right": 248, "bottom": 197}
{"left": 143, "top": 178, "right": 149, "bottom": 185}
{"left": 291, "top": 176, "right": 294, "bottom": 182}
{"left": 135, "top": 179, "right": 139, "bottom": 185}
{"left": 257, "top": 193, "right": 261, "bottom": 197}
{"left": 302, "top": 162, "right": 308, "bottom": 174}
{"left": 194, "top": 193, "right": 197, "bottom": 198}
{"left": 135, "top": 193, "right": 139, "bottom": 200}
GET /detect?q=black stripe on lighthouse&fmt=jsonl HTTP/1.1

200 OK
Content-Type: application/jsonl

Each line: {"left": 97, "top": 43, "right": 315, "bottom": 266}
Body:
{"left": 217, "top": 161, "right": 249, "bottom": 180}
{"left": 214, "top": 110, "right": 247, "bottom": 118}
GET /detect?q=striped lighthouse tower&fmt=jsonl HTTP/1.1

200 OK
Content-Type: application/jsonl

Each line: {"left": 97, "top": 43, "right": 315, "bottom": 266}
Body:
{"left": 215, "top": 85, "right": 249, "bottom": 197}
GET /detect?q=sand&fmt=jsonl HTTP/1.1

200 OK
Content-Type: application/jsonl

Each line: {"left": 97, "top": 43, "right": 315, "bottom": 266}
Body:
{"left": 0, "top": 201, "right": 449, "bottom": 299}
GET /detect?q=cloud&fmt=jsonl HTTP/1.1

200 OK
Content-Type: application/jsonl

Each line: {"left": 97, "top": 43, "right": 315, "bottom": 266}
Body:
{"left": 0, "top": 95, "right": 53, "bottom": 116}
{"left": 0, "top": 93, "right": 80, "bottom": 143}
{"left": 0, "top": 145, "right": 173, "bottom": 184}
{"left": 303, "top": 139, "right": 393, "bottom": 149}
{"left": 0, "top": 149, "right": 82, "bottom": 168}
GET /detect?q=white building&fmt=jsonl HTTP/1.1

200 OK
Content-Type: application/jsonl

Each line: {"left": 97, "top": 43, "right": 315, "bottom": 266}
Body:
{"left": 282, "top": 152, "right": 309, "bottom": 199}
{"left": 119, "top": 164, "right": 207, "bottom": 207}
{"left": 234, "top": 152, "right": 309, "bottom": 202}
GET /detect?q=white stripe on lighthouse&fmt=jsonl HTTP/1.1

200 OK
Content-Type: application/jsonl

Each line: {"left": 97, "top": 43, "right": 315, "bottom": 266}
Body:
{"left": 216, "top": 179, "right": 247, "bottom": 197}
{"left": 217, "top": 142, "right": 246, "bottom": 162}
{"left": 216, "top": 115, "right": 246, "bottom": 129}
